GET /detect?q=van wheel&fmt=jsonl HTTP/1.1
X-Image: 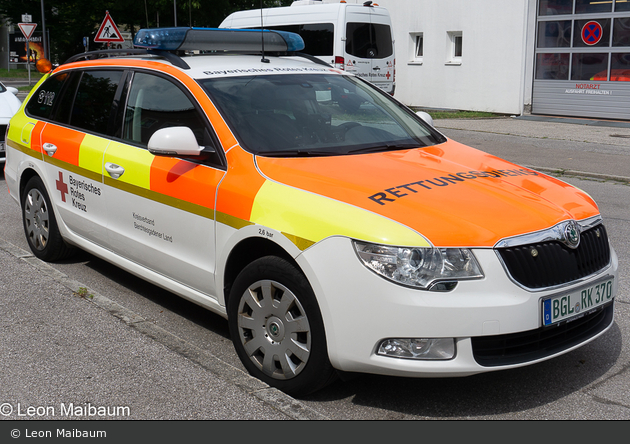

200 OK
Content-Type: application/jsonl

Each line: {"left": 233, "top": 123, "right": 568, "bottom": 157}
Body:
{"left": 228, "top": 256, "right": 336, "bottom": 397}
{"left": 21, "top": 176, "right": 75, "bottom": 262}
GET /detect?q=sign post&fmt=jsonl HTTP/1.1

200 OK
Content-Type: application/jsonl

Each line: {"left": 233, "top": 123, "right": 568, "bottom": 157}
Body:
{"left": 18, "top": 22, "right": 37, "bottom": 86}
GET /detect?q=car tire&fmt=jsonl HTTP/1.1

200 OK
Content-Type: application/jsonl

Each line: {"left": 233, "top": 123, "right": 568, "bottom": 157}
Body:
{"left": 21, "top": 176, "right": 75, "bottom": 262}
{"left": 228, "top": 256, "right": 337, "bottom": 397}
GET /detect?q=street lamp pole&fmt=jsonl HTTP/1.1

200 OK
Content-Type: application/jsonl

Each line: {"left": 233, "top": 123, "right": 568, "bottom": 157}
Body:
{"left": 40, "top": 0, "right": 48, "bottom": 59}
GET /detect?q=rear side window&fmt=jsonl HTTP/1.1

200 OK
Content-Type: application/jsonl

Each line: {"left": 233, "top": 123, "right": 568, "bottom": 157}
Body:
{"left": 25, "top": 73, "right": 69, "bottom": 119}
{"left": 346, "top": 23, "right": 393, "bottom": 59}
{"left": 70, "top": 70, "right": 123, "bottom": 134}
{"left": 263, "top": 23, "right": 334, "bottom": 56}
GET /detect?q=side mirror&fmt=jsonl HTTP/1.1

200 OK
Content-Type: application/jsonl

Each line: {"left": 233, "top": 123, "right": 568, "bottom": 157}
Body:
{"left": 6, "top": 86, "right": 18, "bottom": 95}
{"left": 416, "top": 111, "right": 434, "bottom": 127}
{"left": 147, "top": 126, "right": 204, "bottom": 157}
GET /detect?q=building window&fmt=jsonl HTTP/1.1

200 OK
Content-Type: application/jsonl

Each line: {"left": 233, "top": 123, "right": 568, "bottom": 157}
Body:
{"left": 610, "top": 53, "right": 630, "bottom": 81}
{"left": 538, "top": 0, "right": 573, "bottom": 16}
{"left": 573, "top": 19, "right": 610, "bottom": 48}
{"left": 537, "top": 20, "right": 572, "bottom": 48}
{"left": 535, "top": 53, "right": 570, "bottom": 79}
{"left": 416, "top": 34, "right": 424, "bottom": 58}
{"left": 613, "top": 17, "right": 630, "bottom": 46}
{"left": 447, "top": 31, "right": 462, "bottom": 65}
{"left": 409, "top": 32, "right": 423, "bottom": 64}
{"left": 575, "top": 0, "right": 612, "bottom": 14}
{"left": 571, "top": 53, "right": 609, "bottom": 80}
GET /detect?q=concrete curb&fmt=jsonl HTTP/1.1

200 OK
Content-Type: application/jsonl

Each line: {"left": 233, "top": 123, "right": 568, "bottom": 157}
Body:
{"left": 527, "top": 165, "right": 630, "bottom": 184}
{"left": 515, "top": 114, "right": 630, "bottom": 129}
{"left": 0, "top": 238, "right": 328, "bottom": 421}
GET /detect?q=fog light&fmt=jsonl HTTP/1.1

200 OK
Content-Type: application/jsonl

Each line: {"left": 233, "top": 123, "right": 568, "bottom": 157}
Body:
{"left": 377, "top": 338, "right": 455, "bottom": 360}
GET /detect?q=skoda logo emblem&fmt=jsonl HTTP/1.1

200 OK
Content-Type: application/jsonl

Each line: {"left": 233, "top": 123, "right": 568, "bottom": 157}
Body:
{"left": 563, "top": 221, "right": 581, "bottom": 249}
{"left": 270, "top": 323, "right": 279, "bottom": 336}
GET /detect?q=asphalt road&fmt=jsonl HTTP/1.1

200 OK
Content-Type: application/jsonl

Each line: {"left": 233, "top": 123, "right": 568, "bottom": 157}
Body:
{"left": 1, "top": 114, "right": 629, "bottom": 421}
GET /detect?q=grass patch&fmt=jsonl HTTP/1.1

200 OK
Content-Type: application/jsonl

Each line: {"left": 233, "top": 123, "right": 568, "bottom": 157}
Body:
{"left": 414, "top": 109, "right": 502, "bottom": 119}
{"left": 0, "top": 68, "right": 44, "bottom": 80}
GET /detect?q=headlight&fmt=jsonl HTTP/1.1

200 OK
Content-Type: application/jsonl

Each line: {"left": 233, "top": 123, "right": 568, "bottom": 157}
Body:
{"left": 353, "top": 241, "right": 484, "bottom": 290}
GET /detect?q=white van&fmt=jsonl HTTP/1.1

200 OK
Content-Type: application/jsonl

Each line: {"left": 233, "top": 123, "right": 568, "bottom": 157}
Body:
{"left": 220, "top": 0, "right": 395, "bottom": 94}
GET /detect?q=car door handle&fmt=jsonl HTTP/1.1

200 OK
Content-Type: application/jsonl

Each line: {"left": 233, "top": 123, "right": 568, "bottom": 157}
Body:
{"left": 43, "top": 143, "right": 57, "bottom": 156}
{"left": 372, "top": 66, "right": 381, "bottom": 70}
{"left": 105, "top": 162, "right": 125, "bottom": 179}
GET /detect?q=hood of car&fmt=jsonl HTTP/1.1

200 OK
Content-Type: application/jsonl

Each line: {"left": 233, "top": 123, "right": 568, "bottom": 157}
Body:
{"left": 254, "top": 139, "right": 600, "bottom": 247}
{"left": 0, "top": 90, "right": 22, "bottom": 119}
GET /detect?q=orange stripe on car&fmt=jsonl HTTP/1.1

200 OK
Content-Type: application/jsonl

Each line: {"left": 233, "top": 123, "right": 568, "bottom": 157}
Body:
{"left": 41, "top": 124, "right": 84, "bottom": 166}
{"left": 215, "top": 147, "right": 266, "bottom": 222}
{"left": 256, "top": 140, "right": 601, "bottom": 247}
{"left": 149, "top": 156, "right": 224, "bottom": 210}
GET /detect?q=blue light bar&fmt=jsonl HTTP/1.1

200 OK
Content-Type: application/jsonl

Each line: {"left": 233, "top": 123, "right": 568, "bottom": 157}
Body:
{"left": 134, "top": 27, "right": 305, "bottom": 52}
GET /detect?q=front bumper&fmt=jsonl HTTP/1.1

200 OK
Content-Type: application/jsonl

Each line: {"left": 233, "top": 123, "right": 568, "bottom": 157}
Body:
{"left": 298, "top": 236, "right": 618, "bottom": 377}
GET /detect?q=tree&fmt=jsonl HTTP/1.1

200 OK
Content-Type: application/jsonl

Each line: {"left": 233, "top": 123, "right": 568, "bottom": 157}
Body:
{"left": 0, "top": 0, "right": 292, "bottom": 64}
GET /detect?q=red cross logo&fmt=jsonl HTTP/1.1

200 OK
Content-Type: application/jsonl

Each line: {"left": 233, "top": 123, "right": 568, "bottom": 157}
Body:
{"left": 582, "top": 21, "right": 603, "bottom": 46}
{"left": 56, "top": 171, "right": 68, "bottom": 202}
{"left": 386, "top": 71, "right": 391, "bottom": 80}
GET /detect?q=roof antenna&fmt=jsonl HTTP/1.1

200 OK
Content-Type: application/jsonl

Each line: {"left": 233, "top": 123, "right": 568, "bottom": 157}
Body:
{"left": 260, "top": 0, "right": 269, "bottom": 63}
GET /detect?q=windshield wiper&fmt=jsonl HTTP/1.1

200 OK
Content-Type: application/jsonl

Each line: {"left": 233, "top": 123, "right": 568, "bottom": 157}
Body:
{"left": 256, "top": 149, "right": 338, "bottom": 158}
{"left": 347, "top": 143, "right": 421, "bottom": 155}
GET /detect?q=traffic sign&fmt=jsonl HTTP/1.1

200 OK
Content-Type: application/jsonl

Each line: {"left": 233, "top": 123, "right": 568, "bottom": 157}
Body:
{"left": 582, "top": 21, "right": 603, "bottom": 46}
{"left": 18, "top": 23, "right": 37, "bottom": 40}
{"left": 94, "top": 11, "right": 124, "bottom": 43}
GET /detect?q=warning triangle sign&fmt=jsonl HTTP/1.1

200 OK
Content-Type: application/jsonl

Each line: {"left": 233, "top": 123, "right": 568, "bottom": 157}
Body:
{"left": 18, "top": 23, "right": 37, "bottom": 40}
{"left": 94, "top": 11, "right": 124, "bottom": 43}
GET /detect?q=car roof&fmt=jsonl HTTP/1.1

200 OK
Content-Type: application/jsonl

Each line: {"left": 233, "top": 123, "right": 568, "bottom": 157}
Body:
{"left": 56, "top": 26, "right": 341, "bottom": 81}
{"left": 183, "top": 54, "right": 341, "bottom": 79}
{"left": 54, "top": 52, "right": 342, "bottom": 82}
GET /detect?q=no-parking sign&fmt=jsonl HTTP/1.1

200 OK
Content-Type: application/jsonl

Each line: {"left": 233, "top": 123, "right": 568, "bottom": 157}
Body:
{"left": 582, "top": 21, "right": 603, "bottom": 46}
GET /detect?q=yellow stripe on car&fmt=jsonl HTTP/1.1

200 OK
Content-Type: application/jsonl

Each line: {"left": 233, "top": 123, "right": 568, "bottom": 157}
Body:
{"left": 250, "top": 180, "right": 430, "bottom": 248}
{"left": 78, "top": 134, "right": 110, "bottom": 180}
{"left": 103, "top": 142, "right": 153, "bottom": 189}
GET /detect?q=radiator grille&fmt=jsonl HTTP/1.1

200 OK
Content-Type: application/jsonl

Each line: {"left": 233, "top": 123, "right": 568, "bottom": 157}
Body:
{"left": 497, "top": 224, "right": 610, "bottom": 289}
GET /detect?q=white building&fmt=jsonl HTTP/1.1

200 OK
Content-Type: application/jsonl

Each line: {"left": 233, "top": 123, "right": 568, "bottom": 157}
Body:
{"left": 378, "top": 0, "right": 630, "bottom": 120}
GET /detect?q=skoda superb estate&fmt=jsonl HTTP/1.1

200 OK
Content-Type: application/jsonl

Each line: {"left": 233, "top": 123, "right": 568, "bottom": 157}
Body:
{"left": 3, "top": 27, "right": 617, "bottom": 396}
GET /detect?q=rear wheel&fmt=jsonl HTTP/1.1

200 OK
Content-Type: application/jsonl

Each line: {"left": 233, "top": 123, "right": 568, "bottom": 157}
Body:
{"left": 21, "top": 176, "right": 75, "bottom": 262}
{"left": 228, "top": 256, "right": 336, "bottom": 397}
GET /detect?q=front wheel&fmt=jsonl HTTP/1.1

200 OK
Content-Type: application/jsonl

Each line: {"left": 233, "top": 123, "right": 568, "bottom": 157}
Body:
{"left": 228, "top": 256, "right": 336, "bottom": 397}
{"left": 21, "top": 176, "right": 75, "bottom": 262}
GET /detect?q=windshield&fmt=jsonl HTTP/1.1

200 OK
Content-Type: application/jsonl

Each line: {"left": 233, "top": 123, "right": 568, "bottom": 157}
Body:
{"left": 198, "top": 73, "right": 444, "bottom": 157}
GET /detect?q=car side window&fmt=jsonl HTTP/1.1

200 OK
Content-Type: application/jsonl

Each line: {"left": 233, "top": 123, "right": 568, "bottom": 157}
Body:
{"left": 25, "top": 73, "right": 69, "bottom": 119}
{"left": 123, "top": 72, "right": 207, "bottom": 147}
{"left": 69, "top": 70, "right": 123, "bottom": 135}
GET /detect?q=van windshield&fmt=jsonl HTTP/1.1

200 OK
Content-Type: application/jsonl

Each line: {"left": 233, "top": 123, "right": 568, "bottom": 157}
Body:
{"left": 199, "top": 73, "right": 444, "bottom": 157}
{"left": 346, "top": 23, "right": 393, "bottom": 59}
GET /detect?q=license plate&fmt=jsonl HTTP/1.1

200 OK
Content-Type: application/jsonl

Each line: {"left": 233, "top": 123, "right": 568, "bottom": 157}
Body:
{"left": 542, "top": 277, "right": 614, "bottom": 326}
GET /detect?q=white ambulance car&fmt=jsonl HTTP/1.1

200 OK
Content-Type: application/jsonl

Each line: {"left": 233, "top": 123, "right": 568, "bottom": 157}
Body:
{"left": 4, "top": 28, "right": 617, "bottom": 397}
